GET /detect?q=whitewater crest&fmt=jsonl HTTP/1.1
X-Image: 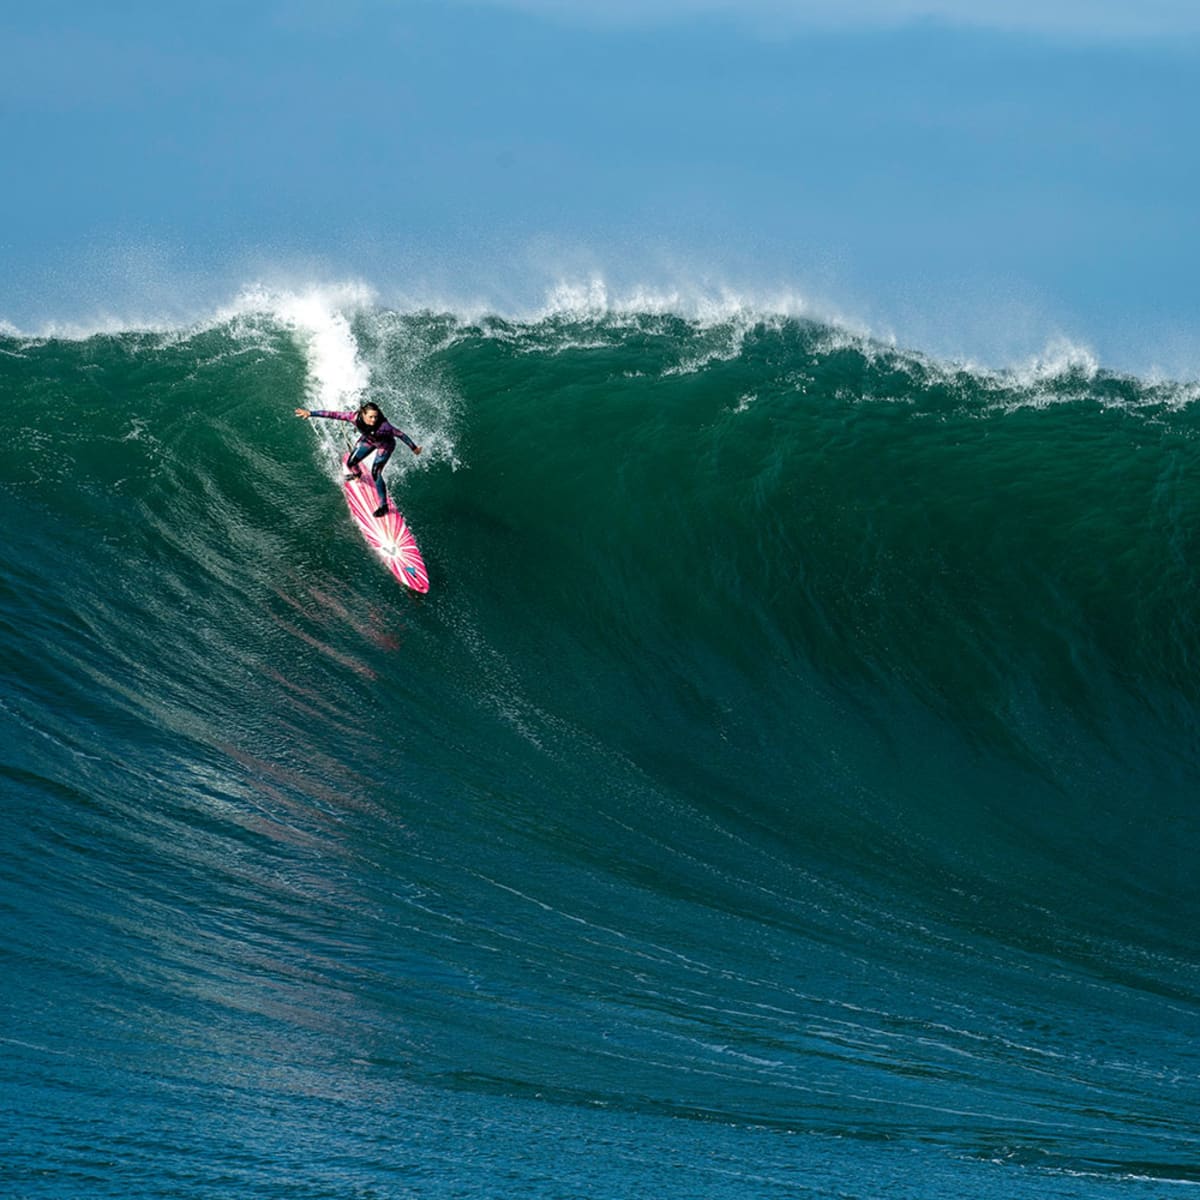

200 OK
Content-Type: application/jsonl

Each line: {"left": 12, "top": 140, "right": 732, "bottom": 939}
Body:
{"left": 4, "top": 274, "right": 1200, "bottom": 418}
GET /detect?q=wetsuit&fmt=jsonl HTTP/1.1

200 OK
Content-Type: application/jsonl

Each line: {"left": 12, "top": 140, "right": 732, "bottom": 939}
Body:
{"left": 308, "top": 410, "right": 418, "bottom": 510}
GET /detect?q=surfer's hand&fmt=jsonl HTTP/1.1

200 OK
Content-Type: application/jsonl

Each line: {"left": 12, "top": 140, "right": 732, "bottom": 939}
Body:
{"left": 295, "top": 408, "right": 311, "bottom": 419}
{"left": 413, "top": 445, "right": 422, "bottom": 454}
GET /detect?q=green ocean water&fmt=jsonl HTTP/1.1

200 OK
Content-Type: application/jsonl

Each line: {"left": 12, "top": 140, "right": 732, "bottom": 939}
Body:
{"left": 2, "top": 296, "right": 1198, "bottom": 1197}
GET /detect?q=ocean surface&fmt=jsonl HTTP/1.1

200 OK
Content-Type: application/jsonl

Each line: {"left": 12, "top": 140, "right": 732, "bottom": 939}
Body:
{"left": 2, "top": 289, "right": 1199, "bottom": 1198}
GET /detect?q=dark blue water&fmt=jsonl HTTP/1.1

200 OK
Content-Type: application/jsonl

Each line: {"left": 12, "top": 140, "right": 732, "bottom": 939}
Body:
{"left": 2, "top": 293, "right": 1198, "bottom": 1197}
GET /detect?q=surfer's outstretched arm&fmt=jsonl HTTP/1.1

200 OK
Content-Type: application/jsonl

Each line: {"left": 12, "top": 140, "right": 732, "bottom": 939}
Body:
{"left": 295, "top": 409, "right": 354, "bottom": 421}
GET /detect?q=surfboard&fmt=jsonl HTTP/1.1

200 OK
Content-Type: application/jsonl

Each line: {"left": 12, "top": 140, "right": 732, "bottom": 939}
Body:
{"left": 341, "top": 455, "right": 430, "bottom": 593}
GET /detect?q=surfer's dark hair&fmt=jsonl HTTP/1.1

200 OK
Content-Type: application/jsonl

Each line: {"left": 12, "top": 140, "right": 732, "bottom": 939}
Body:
{"left": 354, "top": 402, "right": 387, "bottom": 439}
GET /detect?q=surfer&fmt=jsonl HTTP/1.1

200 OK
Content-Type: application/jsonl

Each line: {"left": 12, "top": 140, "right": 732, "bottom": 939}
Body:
{"left": 295, "top": 402, "right": 421, "bottom": 517}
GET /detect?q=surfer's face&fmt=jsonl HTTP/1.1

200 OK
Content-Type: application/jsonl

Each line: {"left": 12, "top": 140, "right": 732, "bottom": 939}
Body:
{"left": 362, "top": 409, "right": 379, "bottom": 425}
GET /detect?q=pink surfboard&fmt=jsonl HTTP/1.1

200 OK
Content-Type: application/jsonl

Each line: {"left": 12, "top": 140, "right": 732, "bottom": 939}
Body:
{"left": 341, "top": 455, "right": 430, "bottom": 593}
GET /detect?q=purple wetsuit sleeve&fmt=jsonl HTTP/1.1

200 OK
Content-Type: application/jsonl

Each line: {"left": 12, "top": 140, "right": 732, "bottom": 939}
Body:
{"left": 309, "top": 410, "right": 355, "bottom": 422}
{"left": 382, "top": 421, "right": 417, "bottom": 451}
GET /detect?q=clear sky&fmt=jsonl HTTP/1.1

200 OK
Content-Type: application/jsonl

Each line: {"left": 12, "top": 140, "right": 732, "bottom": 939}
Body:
{"left": 3, "top": 0, "right": 1199, "bottom": 371}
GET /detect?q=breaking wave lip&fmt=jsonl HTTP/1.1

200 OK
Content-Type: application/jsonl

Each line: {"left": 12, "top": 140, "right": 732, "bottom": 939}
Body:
{"left": 0, "top": 271, "right": 909, "bottom": 354}
{"left": 5, "top": 274, "right": 1199, "bottom": 412}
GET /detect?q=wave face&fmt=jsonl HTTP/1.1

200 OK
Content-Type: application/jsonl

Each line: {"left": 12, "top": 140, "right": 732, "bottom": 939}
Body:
{"left": 3, "top": 295, "right": 1199, "bottom": 1197}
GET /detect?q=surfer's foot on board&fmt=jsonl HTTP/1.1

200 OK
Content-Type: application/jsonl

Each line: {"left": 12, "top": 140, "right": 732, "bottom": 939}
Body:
{"left": 372, "top": 503, "right": 388, "bottom": 518}
{"left": 344, "top": 470, "right": 362, "bottom": 481}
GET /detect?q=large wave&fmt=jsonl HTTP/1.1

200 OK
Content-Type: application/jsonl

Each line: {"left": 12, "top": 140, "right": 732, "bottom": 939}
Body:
{"left": 2, "top": 285, "right": 1198, "bottom": 1196}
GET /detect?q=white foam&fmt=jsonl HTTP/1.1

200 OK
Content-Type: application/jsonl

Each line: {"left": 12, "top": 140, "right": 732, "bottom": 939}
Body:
{"left": 267, "top": 284, "right": 466, "bottom": 476}
{"left": 528, "top": 274, "right": 842, "bottom": 330}
{"left": 5, "top": 311, "right": 184, "bottom": 342}
{"left": 1008, "top": 336, "right": 1100, "bottom": 387}
{"left": 6, "top": 270, "right": 1198, "bottom": 408}
{"left": 232, "top": 282, "right": 375, "bottom": 411}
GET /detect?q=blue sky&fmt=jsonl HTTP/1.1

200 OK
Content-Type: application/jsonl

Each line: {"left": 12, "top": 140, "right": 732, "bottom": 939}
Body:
{"left": 3, "top": 0, "right": 1199, "bottom": 370}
